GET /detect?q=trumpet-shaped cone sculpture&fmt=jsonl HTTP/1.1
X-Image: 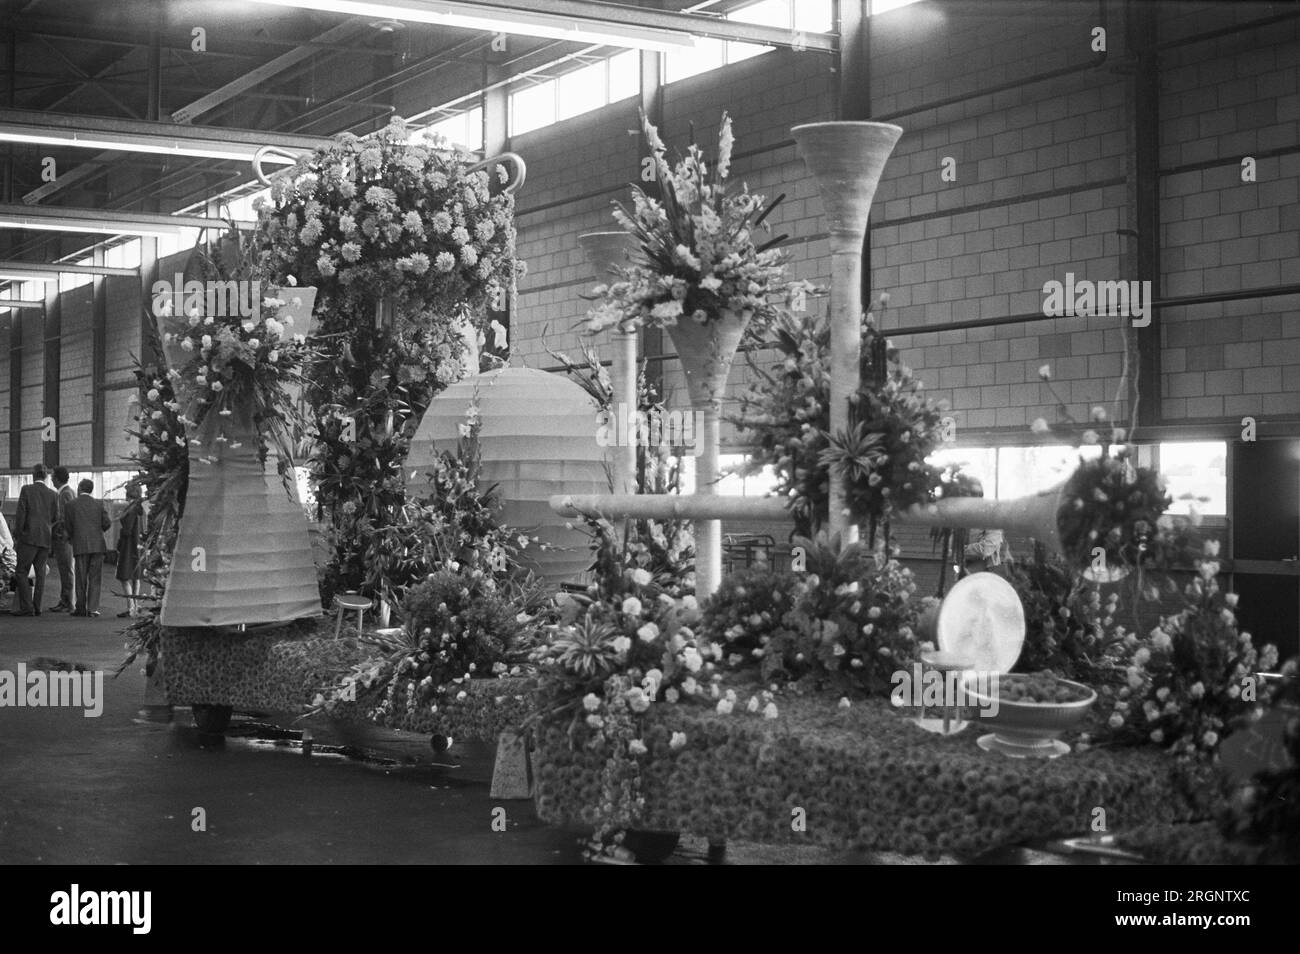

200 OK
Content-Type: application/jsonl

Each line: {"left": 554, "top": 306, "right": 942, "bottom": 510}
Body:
{"left": 898, "top": 484, "right": 1065, "bottom": 556}
{"left": 664, "top": 311, "right": 750, "bottom": 412}
{"left": 578, "top": 231, "right": 635, "bottom": 281}
{"left": 791, "top": 122, "right": 903, "bottom": 545}
{"left": 791, "top": 122, "right": 903, "bottom": 249}
{"left": 161, "top": 401, "right": 321, "bottom": 627}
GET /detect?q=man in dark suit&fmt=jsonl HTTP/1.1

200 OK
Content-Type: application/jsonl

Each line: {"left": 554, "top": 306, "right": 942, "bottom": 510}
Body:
{"left": 49, "top": 465, "right": 76, "bottom": 613}
{"left": 12, "top": 463, "right": 58, "bottom": 616}
{"left": 66, "top": 478, "right": 111, "bottom": 618}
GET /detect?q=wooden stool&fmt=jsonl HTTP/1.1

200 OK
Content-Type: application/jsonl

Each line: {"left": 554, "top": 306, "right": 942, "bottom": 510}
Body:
{"left": 334, "top": 592, "right": 373, "bottom": 638}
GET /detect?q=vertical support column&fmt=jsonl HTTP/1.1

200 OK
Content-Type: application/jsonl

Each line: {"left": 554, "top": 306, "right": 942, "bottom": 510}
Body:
{"left": 639, "top": 44, "right": 665, "bottom": 405}
{"left": 838, "top": 0, "right": 874, "bottom": 317}
{"left": 1126, "top": 0, "right": 1160, "bottom": 433}
{"left": 42, "top": 258, "right": 61, "bottom": 470}
{"left": 8, "top": 298, "right": 20, "bottom": 469}
{"left": 91, "top": 247, "right": 107, "bottom": 466}
{"left": 483, "top": 62, "right": 512, "bottom": 361}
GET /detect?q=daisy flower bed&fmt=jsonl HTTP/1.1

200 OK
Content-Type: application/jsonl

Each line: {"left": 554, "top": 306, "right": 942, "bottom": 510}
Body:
{"left": 159, "top": 624, "right": 533, "bottom": 742}
{"left": 531, "top": 692, "right": 1225, "bottom": 860}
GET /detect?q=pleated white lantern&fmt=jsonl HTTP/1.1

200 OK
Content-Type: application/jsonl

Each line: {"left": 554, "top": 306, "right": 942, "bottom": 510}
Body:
{"left": 406, "top": 366, "right": 609, "bottom": 588}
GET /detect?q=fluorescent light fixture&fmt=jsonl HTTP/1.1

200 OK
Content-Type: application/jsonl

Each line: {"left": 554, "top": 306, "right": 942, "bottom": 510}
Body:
{"left": 0, "top": 269, "right": 53, "bottom": 282}
{"left": 244, "top": 0, "right": 696, "bottom": 51}
{"left": 0, "top": 214, "right": 182, "bottom": 238}
{"left": 0, "top": 124, "right": 298, "bottom": 164}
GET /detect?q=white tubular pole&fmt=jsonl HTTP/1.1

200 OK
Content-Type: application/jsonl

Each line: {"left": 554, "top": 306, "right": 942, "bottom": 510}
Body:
{"left": 828, "top": 238, "right": 860, "bottom": 544}
{"left": 694, "top": 402, "right": 722, "bottom": 596}
{"left": 551, "top": 493, "right": 790, "bottom": 522}
{"left": 612, "top": 330, "right": 637, "bottom": 496}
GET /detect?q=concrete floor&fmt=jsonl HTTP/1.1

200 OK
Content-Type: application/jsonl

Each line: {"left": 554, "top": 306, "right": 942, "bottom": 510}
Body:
{"left": 0, "top": 567, "right": 587, "bottom": 865}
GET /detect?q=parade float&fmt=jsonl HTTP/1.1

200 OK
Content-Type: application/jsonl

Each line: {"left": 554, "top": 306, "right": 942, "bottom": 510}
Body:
{"left": 123, "top": 110, "right": 1298, "bottom": 865}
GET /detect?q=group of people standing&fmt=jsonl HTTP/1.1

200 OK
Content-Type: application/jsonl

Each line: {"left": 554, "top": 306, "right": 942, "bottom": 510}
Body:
{"left": 0, "top": 464, "right": 143, "bottom": 618}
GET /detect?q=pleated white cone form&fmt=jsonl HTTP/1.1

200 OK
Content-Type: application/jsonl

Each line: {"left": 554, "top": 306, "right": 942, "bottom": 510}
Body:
{"left": 160, "top": 401, "right": 321, "bottom": 627}
{"left": 406, "top": 367, "right": 609, "bottom": 588}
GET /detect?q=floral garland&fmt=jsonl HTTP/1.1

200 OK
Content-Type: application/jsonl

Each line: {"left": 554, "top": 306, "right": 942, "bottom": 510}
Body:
{"left": 586, "top": 111, "right": 802, "bottom": 336}
{"left": 735, "top": 301, "right": 952, "bottom": 539}
{"left": 1086, "top": 541, "right": 1278, "bottom": 761}
{"left": 117, "top": 360, "right": 187, "bottom": 676}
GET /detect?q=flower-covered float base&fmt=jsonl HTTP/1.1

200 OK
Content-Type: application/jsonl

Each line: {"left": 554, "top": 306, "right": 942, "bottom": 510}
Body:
{"left": 532, "top": 694, "right": 1224, "bottom": 860}
{"left": 159, "top": 625, "right": 532, "bottom": 742}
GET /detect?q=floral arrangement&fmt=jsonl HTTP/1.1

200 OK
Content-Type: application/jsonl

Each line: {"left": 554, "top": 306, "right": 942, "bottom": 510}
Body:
{"left": 256, "top": 118, "right": 518, "bottom": 597}
{"left": 1088, "top": 541, "right": 1278, "bottom": 761}
{"left": 735, "top": 300, "right": 953, "bottom": 539}
{"left": 1030, "top": 364, "right": 1172, "bottom": 577}
{"left": 323, "top": 429, "right": 536, "bottom": 610}
{"left": 1003, "top": 542, "right": 1128, "bottom": 682}
{"left": 321, "top": 566, "right": 543, "bottom": 725}
{"left": 700, "top": 533, "right": 923, "bottom": 695}
{"left": 1056, "top": 448, "right": 1171, "bottom": 577}
{"left": 585, "top": 111, "right": 801, "bottom": 336}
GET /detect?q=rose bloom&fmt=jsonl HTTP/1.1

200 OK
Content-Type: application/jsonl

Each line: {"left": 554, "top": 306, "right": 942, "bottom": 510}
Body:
{"left": 630, "top": 567, "right": 652, "bottom": 586}
{"left": 628, "top": 739, "right": 648, "bottom": 756}
{"left": 716, "top": 698, "right": 735, "bottom": 715}
{"left": 624, "top": 687, "right": 651, "bottom": 713}
{"left": 611, "top": 635, "right": 631, "bottom": 654}
{"left": 581, "top": 692, "right": 601, "bottom": 712}
{"left": 763, "top": 702, "right": 779, "bottom": 720}
{"left": 636, "top": 622, "right": 659, "bottom": 642}
{"left": 669, "top": 731, "right": 687, "bottom": 751}
{"left": 621, "top": 596, "right": 643, "bottom": 617}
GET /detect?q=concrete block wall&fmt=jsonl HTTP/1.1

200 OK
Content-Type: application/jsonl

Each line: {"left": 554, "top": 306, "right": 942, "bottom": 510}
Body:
{"left": 506, "top": 0, "right": 1299, "bottom": 452}
{"left": 1157, "top": 9, "right": 1300, "bottom": 421}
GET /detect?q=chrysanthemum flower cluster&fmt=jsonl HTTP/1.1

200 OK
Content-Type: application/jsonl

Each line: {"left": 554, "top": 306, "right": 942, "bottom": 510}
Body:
{"left": 257, "top": 118, "right": 517, "bottom": 316}
{"left": 700, "top": 534, "right": 922, "bottom": 695}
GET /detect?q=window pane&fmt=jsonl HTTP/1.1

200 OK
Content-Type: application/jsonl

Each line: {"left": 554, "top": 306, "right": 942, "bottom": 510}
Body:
{"left": 558, "top": 62, "right": 606, "bottom": 120}
{"left": 996, "top": 444, "right": 1102, "bottom": 501}
{"left": 794, "top": 0, "right": 833, "bottom": 31}
{"left": 665, "top": 37, "right": 725, "bottom": 83}
{"left": 608, "top": 50, "right": 639, "bottom": 102}
{"left": 927, "top": 447, "right": 998, "bottom": 498}
{"left": 1160, "top": 441, "right": 1227, "bottom": 515}
{"left": 511, "top": 80, "right": 556, "bottom": 135}
{"left": 731, "top": 0, "right": 789, "bottom": 28}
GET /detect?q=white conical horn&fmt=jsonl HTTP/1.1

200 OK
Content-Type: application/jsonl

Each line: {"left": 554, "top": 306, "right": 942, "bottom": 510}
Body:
{"left": 897, "top": 483, "right": 1066, "bottom": 556}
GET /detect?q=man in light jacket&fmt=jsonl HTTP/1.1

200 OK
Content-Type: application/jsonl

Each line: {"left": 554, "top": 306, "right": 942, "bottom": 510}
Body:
{"left": 66, "top": 478, "right": 111, "bottom": 618}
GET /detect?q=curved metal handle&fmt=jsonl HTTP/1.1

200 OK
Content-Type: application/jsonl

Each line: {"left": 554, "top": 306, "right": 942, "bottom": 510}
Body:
{"left": 465, "top": 151, "right": 527, "bottom": 195}
{"left": 252, "top": 145, "right": 307, "bottom": 186}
